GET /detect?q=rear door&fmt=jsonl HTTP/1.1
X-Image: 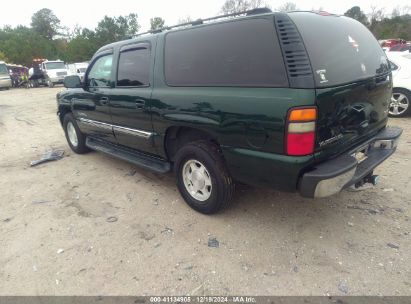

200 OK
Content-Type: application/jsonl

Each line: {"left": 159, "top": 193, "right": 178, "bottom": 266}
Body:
{"left": 108, "top": 40, "right": 156, "bottom": 154}
{"left": 289, "top": 12, "right": 392, "bottom": 160}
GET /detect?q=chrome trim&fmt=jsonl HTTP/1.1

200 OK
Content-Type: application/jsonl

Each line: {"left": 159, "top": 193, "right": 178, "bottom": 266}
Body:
{"left": 78, "top": 117, "right": 153, "bottom": 139}
{"left": 113, "top": 125, "right": 153, "bottom": 139}
{"left": 314, "top": 167, "right": 356, "bottom": 198}
{"left": 78, "top": 118, "right": 112, "bottom": 131}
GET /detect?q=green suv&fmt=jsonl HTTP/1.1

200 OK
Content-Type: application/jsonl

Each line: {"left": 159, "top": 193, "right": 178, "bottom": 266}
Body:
{"left": 58, "top": 9, "right": 402, "bottom": 214}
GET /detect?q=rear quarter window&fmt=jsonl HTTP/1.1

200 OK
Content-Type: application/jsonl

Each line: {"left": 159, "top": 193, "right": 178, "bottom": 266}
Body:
{"left": 164, "top": 18, "right": 288, "bottom": 87}
{"left": 289, "top": 13, "right": 390, "bottom": 87}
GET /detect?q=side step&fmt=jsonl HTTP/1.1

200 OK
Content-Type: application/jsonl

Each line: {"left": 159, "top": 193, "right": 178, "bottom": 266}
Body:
{"left": 86, "top": 137, "right": 171, "bottom": 174}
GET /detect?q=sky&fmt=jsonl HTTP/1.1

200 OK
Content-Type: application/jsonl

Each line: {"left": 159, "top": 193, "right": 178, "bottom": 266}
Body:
{"left": 1, "top": 0, "right": 410, "bottom": 32}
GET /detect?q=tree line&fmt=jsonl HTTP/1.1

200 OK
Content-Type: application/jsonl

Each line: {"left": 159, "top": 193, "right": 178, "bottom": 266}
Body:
{"left": 0, "top": 2, "right": 410, "bottom": 67}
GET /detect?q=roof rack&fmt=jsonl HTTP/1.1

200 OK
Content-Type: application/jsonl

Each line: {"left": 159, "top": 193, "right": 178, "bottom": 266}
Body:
{"left": 132, "top": 7, "right": 272, "bottom": 38}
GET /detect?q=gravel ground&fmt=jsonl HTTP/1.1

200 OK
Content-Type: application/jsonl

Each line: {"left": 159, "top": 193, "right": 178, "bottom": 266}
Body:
{"left": 0, "top": 87, "right": 410, "bottom": 296}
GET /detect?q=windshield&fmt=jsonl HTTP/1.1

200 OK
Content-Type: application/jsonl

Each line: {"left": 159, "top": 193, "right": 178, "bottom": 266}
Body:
{"left": 289, "top": 13, "right": 390, "bottom": 87}
{"left": 45, "top": 62, "right": 66, "bottom": 70}
{"left": 0, "top": 63, "right": 8, "bottom": 74}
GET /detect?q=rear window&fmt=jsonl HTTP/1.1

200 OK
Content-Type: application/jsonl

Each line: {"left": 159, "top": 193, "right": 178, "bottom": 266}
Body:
{"left": 0, "top": 63, "right": 8, "bottom": 74}
{"left": 164, "top": 18, "right": 288, "bottom": 87}
{"left": 289, "top": 13, "right": 390, "bottom": 87}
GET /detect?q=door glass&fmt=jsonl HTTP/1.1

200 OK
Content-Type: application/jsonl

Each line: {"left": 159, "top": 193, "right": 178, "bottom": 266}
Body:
{"left": 88, "top": 54, "right": 113, "bottom": 87}
{"left": 117, "top": 47, "right": 150, "bottom": 87}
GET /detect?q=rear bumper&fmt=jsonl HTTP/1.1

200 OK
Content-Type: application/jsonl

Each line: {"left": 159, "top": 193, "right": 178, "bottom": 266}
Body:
{"left": 299, "top": 126, "right": 403, "bottom": 198}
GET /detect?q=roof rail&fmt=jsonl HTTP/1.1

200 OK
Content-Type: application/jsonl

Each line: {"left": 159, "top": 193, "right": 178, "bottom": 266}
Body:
{"left": 132, "top": 7, "right": 272, "bottom": 38}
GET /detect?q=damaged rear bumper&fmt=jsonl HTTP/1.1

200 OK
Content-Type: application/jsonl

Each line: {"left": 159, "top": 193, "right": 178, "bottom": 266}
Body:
{"left": 299, "top": 126, "right": 403, "bottom": 198}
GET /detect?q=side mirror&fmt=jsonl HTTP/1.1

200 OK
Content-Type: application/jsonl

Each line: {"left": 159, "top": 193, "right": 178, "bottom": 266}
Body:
{"left": 64, "top": 75, "right": 82, "bottom": 88}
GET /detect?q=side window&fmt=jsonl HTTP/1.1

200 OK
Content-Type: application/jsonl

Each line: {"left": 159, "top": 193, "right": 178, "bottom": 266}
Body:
{"left": 88, "top": 54, "right": 113, "bottom": 87}
{"left": 117, "top": 47, "right": 150, "bottom": 87}
{"left": 164, "top": 18, "right": 288, "bottom": 87}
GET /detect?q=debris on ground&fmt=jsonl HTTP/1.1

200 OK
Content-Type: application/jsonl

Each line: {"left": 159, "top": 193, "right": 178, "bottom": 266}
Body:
{"left": 106, "top": 216, "right": 118, "bottom": 223}
{"left": 30, "top": 150, "right": 64, "bottom": 167}
{"left": 32, "top": 200, "right": 51, "bottom": 205}
{"left": 2, "top": 218, "right": 12, "bottom": 223}
{"left": 293, "top": 266, "right": 299, "bottom": 273}
{"left": 208, "top": 237, "right": 219, "bottom": 248}
{"left": 138, "top": 231, "right": 155, "bottom": 241}
{"left": 338, "top": 281, "right": 349, "bottom": 294}
{"left": 387, "top": 243, "right": 399, "bottom": 249}
{"left": 57, "top": 249, "right": 64, "bottom": 254}
{"left": 125, "top": 170, "right": 137, "bottom": 176}
{"left": 161, "top": 227, "right": 174, "bottom": 235}
{"left": 383, "top": 188, "right": 394, "bottom": 192}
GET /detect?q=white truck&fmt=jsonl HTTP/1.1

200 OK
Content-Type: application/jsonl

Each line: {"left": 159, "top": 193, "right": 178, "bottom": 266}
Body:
{"left": 67, "top": 62, "right": 88, "bottom": 81}
{"left": 29, "top": 59, "right": 68, "bottom": 87}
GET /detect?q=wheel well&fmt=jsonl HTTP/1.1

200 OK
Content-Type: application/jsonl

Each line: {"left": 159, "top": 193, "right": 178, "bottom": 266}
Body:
{"left": 165, "top": 127, "right": 219, "bottom": 161}
{"left": 393, "top": 87, "right": 411, "bottom": 94}
{"left": 58, "top": 107, "right": 71, "bottom": 125}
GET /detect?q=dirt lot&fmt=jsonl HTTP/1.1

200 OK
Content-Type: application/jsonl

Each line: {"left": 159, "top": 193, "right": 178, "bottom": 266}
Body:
{"left": 0, "top": 87, "right": 410, "bottom": 296}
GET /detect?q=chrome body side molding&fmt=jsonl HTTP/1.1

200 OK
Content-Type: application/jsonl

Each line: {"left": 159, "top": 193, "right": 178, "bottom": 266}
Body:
{"left": 78, "top": 117, "right": 154, "bottom": 139}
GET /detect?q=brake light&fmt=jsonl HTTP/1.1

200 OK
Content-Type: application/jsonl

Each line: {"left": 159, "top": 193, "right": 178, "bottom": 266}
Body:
{"left": 286, "top": 107, "right": 317, "bottom": 156}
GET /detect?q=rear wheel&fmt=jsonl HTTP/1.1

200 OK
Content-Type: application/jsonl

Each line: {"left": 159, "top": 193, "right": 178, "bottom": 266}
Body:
{"left": 389, "top": 88, "right": 410, "bottom": 117}
{"left": 174, "top": 141, "right": 235, "bottom": 214}
{"left": 63, "top": 113, "right": 89, "bottom": 154}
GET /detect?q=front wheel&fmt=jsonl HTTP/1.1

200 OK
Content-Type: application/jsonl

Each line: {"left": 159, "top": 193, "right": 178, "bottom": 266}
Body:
{"left": 63, "top": 113, "right": 90, "bottom": 154}
{"left": 174, "top": 141, "right": 235, "bottom": 214}
{"left": 389, "top": 88, "right": 410, "bottom": 117}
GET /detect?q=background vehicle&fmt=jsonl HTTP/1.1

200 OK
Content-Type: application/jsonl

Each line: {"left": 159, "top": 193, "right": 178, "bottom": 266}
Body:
{"left": 389, "top": 43, "right": 411, "bottom": 52}
{"left": 58, "top": 9, "right": 401, "bottom": 214}
{"left": 29, "top": 59, "right": 68, "bottom": 87}
{"left": 386, "top": 52, "right": 411, "bottom": 117}
{"left": 0, "top": 61, "right": 12, "bottom": 90}
{"left": 7, "top": 63, "right": 29, "bottom": 88}
{"left": 380, "top": 38, "right": 407, "bottom": 51}
{"left": 67, "top": 62, "right": 88, "bottom": 81}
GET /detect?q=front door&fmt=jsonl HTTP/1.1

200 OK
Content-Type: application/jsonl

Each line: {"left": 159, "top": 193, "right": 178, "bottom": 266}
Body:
{"left": 72, "top": 52, "right": 116, "bottom": 143}
{"left": 108, "top": 40, "right": 156, "bottom": 154}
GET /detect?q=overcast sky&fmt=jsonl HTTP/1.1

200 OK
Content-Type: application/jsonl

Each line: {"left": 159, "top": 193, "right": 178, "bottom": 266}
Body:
{"left": 1, "top": 0, "right": 410, "bottom": 32}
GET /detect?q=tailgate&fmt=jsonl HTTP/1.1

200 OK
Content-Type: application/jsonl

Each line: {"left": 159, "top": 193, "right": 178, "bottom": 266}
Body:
{"left": 288, "top": 12, "right": 392, "bottom": 161}
{"left": 315, "top": 75, "right": 391, "bottom": 160}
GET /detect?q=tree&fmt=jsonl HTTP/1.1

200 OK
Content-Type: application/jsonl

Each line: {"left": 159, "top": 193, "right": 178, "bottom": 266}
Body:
{"left": 150, "top": 17, "right": 165, "bottom": 31}
{"left": 95, "top": 14, "right": 140, "bottom": 46}
{"left": 278, "top": 2, "right": 298, "bottom": 12}
{"left": 344, "top": 6, "right": 369, "bottom": 26}
{"left": 221, "top": 0, "right": 263, "bottom": 14}
{"left": 0, "top": 26, "right": 54, "bottom": 66}
{"left": 65, "top": 28, "right": 99, "bottom": 62}
{"left": 178, "top": 16, "right": 193, "bottom": 24}
{"left": 0, "top": 51, "right": 8, "bottom": 62}
{"left": 31, "top": 8, "right": 61, "bottom": 39}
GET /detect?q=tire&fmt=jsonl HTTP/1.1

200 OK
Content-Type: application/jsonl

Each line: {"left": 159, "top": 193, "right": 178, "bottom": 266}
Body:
{"left": 389, "top": 88, "right": 411, "bottom": 117}
{"left": 63, "top": 113, "right": 89, "bottom": 154}
{"left": 174, "top": 140, "right": 235, "bottom": 214}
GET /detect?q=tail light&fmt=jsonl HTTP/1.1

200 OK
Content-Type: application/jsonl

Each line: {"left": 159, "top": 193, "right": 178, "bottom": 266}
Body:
{"left": 285, "top": 107, "right": 317, "bottom": 156}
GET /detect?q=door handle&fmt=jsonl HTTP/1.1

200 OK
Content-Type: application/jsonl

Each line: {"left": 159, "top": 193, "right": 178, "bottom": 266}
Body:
{"left": 100, "top": 97, "right": 109, "bottom": 105}
{"left": 135, "top": 99, "right": 145, "bottom": 109}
